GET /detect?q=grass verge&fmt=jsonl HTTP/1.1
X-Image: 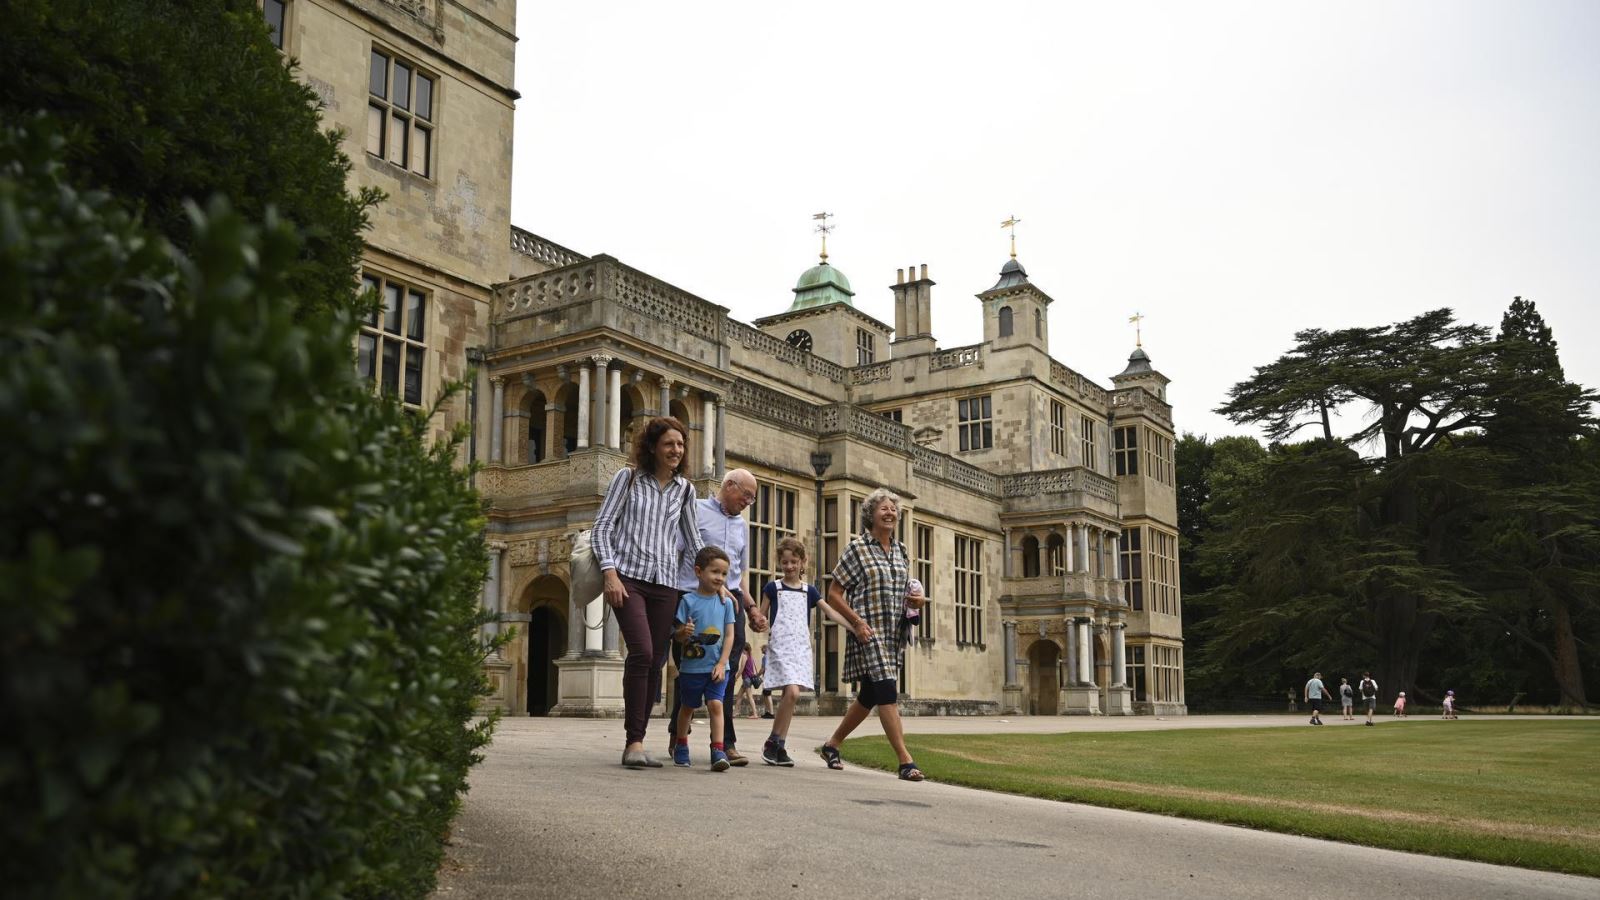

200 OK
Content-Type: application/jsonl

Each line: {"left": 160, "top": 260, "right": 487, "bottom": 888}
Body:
{"left": 841, "top": 720, "right": 1600, "bottom": 876}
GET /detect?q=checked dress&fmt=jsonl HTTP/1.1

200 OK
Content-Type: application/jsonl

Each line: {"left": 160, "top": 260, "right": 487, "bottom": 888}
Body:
{"left": 834, "top": 532, "right": 911, "bottom": 683}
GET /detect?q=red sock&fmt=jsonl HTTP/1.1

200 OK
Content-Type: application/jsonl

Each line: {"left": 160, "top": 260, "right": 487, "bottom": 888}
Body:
{"left": 711, "top": 742, "right": 725, "bottom": 751}
{"left": 676, "top": 737, "right": 688, "bottom": 747}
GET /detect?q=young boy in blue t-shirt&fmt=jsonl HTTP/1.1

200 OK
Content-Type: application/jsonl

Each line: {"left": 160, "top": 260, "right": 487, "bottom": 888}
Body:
{"left": 671, "top": 546, "right": 738, "bottom": 771}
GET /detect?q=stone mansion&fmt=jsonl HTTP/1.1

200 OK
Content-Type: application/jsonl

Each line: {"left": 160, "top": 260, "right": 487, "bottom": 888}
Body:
{"left": 270, "top": 0, "right": 1186, "bottom": 719}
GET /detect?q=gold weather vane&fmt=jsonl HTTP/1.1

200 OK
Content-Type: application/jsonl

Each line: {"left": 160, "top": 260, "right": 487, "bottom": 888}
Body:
{"left": 1001, "top": 215, "right": 1021, "bottom": 259}
{"left": 1129, "top": 311, "right": 1145, "bottom": 348}
{"left": 813, "top": 211, "right": 834, "bottom": 262}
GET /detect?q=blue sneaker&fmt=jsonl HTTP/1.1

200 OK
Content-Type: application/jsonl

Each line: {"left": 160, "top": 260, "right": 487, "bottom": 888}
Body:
{"left": 710, "top": 748, "right": 730, "bottom": 772}
{"left": 673, "top": 743, "right": 690, "bottom": 767}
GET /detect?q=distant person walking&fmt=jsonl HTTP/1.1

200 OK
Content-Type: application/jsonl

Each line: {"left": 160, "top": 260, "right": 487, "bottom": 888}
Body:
{"left": 593, "top": 416, "right": 704, "bottom": 769}
{"left": 1358, "top": 672, "right": 1380, "bottom": 726}
{"left": 816, "top": 488, "right": 927, "bottom": 781}
{"left": 1304, "top": 672, "right": 1332, "bottom": 726}
{"left": 1338, "top": 678, "right": 1354, "bottom": 720}
{"left": 1393, "top": 691, "right": 1407, "bottom": 718}
{"left": 1443, "top": 690, "right": 1457, "bottom": 719}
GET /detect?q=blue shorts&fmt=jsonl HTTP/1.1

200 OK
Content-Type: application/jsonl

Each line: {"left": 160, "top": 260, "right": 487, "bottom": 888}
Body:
{"left": 677, "top": 671, "right": 727, "bottom": 709}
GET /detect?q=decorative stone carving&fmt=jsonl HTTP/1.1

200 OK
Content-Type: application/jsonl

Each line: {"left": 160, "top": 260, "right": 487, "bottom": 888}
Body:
{"left": 931, "top": 344, "right": 982, "bottom": 371}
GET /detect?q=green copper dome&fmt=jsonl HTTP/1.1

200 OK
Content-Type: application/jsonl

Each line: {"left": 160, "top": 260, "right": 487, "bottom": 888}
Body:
{"left": 789, "top": 261, "right": 855, "bottom": 310}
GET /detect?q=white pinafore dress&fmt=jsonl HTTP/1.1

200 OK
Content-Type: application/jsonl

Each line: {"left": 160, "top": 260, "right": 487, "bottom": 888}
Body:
{"left": 762, "top": 581, "right": 815, "bottom": 690}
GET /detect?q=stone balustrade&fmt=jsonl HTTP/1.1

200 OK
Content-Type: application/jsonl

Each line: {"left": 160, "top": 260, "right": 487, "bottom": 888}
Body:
{"left": 1111, "top": 386, "right": 1174, "bottom": 428}
{"left": 931, "top": 344, "right": 982, "bottom": 371}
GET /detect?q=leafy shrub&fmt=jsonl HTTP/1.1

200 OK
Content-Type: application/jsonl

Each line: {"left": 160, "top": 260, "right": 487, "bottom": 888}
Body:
{"left": 0, "top": 0, "right": 377, "bottom": 319}
{"left": 0, "top": 121, "right": 493, "bottom": 900}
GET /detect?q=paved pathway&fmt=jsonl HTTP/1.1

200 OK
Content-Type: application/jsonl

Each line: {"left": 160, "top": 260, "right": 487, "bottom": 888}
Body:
{"left": 432, "top": 714, "right": 1597, "bottom": 900}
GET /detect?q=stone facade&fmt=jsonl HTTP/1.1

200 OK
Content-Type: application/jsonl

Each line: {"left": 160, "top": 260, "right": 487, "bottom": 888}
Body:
{"left": 280, "top": 1, "right": 1185, "bottom": 720}
{"left": 479, "top": 250, "right": 1188, "bottom": 719}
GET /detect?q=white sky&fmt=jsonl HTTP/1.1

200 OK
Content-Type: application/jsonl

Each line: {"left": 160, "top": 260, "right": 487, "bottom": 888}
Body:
{"left": 510, "top": 0, "right": 1600, "bottom": 441}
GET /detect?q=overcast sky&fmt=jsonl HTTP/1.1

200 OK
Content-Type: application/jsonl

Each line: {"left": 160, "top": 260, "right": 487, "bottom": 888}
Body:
{"left": 510, "top": 1, "right": 1600, "bottom": 441}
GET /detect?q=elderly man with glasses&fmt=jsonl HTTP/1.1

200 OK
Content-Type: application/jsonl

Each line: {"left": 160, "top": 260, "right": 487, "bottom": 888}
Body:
{"left": 664, "top": 469, "right": 768, "bottom": 765}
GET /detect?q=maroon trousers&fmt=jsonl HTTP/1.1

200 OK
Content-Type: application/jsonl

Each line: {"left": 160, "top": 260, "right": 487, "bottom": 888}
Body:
{"left": 617, "top": 575, "right": 678, "bottom": 745}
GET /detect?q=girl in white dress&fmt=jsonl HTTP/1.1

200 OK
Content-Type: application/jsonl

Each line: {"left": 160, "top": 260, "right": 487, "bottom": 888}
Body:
{"left": 757, "top": 537, "right": 849, "bottom": 766}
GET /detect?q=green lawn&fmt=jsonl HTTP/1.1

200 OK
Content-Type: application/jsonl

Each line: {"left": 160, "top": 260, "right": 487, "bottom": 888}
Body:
{"left": 840, "top": 720, "right": 1600, "bottom": 876}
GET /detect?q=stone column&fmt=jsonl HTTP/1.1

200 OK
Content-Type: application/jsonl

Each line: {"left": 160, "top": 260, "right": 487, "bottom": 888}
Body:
{"left": 484, "top": 541, "right": 506, "bottom": 647}
{"left": 590, "top": 355, "right": 610, "bottom": 449}
{"left": 1076, "top": 524, "right": 1089, "bottom": 574}
{"left": 714, "top": 395, "right": 726, "bottom": 479}
{"left": 607, "top": 365, "right": 622, "bottom": 449}
{"left": 1002, "top": 528, "right": 1013, "bottom": 579}
{"left": 1003, "top": 620, "right": 1018, "bottom": 687}
{"left": 701, "top": 395, "right": 716, "bottom": 476}
{"left": 602, "top": 602, "right": 620, "bottom": 656}
{"left": 1064, "top": 619, "right": 1079, "bottom": 685}
{"left": 576, "top": 363, "right": 591, "bottom": 450}
{"left": 1112, "top": 622, "right": 1127, "bottom": 686}
{"left": 489, "top": 377, "right": 505, "bottom": 464}
{"left": 1077, "top": 617, "right": 1093, "bottom": 685}
{"left": 658, "top": 377, "right": 672, "bottom": 417}
{"left": 543, "top": 402, "right": 562, "bottom": 462}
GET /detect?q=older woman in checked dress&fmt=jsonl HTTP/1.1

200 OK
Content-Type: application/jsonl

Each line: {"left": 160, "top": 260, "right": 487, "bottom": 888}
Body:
{"left": 817, "top": 488, "right": 927, "bottom": 781}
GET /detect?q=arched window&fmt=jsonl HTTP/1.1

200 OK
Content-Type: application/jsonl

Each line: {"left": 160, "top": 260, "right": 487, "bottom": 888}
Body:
{"left": 1035, "top": 308, "right": 1042, "bottom": 338}
{"left": 1021, "top": 534, "right": 1040, "bottom": 578}
{"left": 1047, "top": 533, "right": 1066, "bottom": 575}
{"left": 998, "top": 306, "right": 1014, "bottom": 337}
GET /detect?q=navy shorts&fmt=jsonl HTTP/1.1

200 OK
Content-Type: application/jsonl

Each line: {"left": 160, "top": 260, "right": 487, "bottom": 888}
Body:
{"left": 678, "top": 671, "right": 728, "bottom": 709}
{"left": 855, "top": 678, "right": 899, "bottom": 710}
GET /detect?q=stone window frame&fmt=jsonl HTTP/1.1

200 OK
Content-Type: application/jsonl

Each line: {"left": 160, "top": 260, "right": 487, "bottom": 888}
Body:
{"left": 1148, "top": 526, "right": 1179, "bottom": 616}
{"left": 1080, "top": 414, "right": 1098, "bottom": 470}
{"left": 855, "top": 328, "right": 876, "bottom": 365}
{"left": 1120, "top": 527, "right": 1143, "bottom": 610}
{"left": 954, "top": 534, "right": 984, "bottom": 647}
{"left": 998, "top": 305, "right": 1013, "bottom": 337}
{"left": 744, "top": 479, "right": 798, "bottom": 601}
{"left": 914, "top": 524, "right": 934, "bottom": 644}
{"left": 261, "top": 0, "right": 289, "bottom": 51}
{"left": 1144, "top": 427, "right": 1174, "bottom": 486}
{"left": 1153, "top": 643, "right": 1183, "bottom": 702}
{"left": 1049, "top": 399, "right": 1067, "bottom": 456}
{"left": 881, "top": 408, "right": 902, "bottom": 423}
{"left": 358, "top": 271, "right": 429, "bottom": 407}
{"left": 367, "top": 44, "right": 437, "bottom": 178}
{"left": 957, "top": 394, "right": 993, "bottom": 452}
{"left": 1127, "top": 644, "right": 1148, "bottom": 702}
{"left": 1113, "top": 425, "right": 1139, "bottom": 476}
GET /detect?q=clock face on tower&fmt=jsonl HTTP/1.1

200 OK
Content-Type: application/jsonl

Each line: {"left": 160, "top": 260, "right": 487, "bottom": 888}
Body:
{"left": 786, "top": 329, "right": 813, "bottom": 352}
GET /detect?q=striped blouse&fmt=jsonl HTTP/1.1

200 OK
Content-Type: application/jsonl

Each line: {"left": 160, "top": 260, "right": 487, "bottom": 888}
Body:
{"left": 591, "top": 467, "right": 704, "bottom": 588}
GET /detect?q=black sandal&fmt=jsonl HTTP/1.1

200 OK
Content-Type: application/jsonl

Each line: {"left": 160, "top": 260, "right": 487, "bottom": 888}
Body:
{"left": 819, "top": 745, "right": 844, "bottom": 770}
{"left": 898, "top": 762, "right": 925, "bottom": 782}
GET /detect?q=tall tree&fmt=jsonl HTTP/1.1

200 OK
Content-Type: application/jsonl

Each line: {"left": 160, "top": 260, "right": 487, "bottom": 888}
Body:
{"left": 1218, "top": 309, "right": 1496, "bottom": 698}
{"left": 1466, "top": 298, "right": 1599, "bottom": 709}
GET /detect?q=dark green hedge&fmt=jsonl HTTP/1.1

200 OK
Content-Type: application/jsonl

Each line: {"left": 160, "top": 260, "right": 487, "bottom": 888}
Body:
{"left": 0, "top": 122, "right": 494, "bottom": 899}
{"left": 0, "top": 0, "right": 376, "bottom": 320}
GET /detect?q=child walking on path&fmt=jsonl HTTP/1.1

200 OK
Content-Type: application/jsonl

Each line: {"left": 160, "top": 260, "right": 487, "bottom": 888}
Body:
{"left": 670, "top": 547, "right": 738, "bottom": 771}
{"left": 1443, "top": 690, "right": 1457, "bottom": 719}
{"left": 1393, "top": 692, "right": 1407, "bottom": 717}
{"left": 758, "top": 537, "right": 848, "bottom": 766}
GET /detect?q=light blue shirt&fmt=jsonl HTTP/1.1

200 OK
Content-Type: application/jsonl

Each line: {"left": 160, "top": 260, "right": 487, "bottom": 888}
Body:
{"left": 675, "top": 591, "right": 736, "bottom": 675}
{"left": 1305, "top": 678, "right": 1327, "bottom": 700}
{"left": 676, "top": 495, "right": 749, "bottom": 593}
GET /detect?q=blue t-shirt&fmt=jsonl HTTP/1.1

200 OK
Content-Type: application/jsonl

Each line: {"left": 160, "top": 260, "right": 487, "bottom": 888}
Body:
{"left": 675, "top": 590, "right": 736, "bottom": 674}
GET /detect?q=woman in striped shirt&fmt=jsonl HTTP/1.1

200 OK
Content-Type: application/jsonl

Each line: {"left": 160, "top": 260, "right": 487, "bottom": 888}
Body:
{"left": 593, "top": 416, "right": 705, "bottom": 769}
